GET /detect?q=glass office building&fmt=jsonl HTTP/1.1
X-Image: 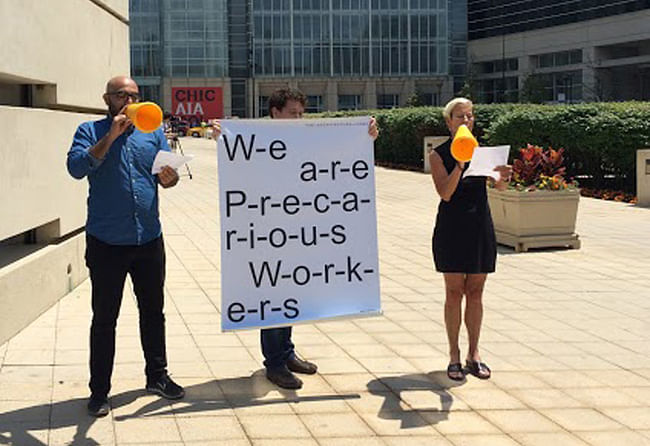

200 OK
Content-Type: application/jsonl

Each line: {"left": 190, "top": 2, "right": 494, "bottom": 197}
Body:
{"left": 130, "top": 0, "right": 466, "bottom": 117}
{"left": 469, "top": 0, "right": 650, "bottom": 40}
{"left": 468, "top": 0, "right": 650, "bottom": 103}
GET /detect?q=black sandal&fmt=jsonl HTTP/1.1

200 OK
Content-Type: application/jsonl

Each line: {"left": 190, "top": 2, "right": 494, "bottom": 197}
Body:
{"left": 446, "top": 362, "right": 465, "bottom": 381}
{"left": 466, "top": 359, "right": 491, "bottom": 379}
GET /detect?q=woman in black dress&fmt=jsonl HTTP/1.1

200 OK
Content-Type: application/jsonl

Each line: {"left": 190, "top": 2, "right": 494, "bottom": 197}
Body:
{"left": 429, "top": 98, "right": 511, "bottom": 381}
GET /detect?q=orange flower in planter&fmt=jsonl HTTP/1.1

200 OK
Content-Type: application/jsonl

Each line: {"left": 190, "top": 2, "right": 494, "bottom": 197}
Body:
{"left": 509, "top": 144, "right": 576, "bottom": 192}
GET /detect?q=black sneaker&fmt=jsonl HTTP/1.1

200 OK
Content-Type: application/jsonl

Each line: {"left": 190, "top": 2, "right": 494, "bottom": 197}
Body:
{"left": 146, "top": 374, "right": 185, "bottom": 400}
{"left": 266, "top": 366, "right": 303, "bottom": 389}
{"left": 87, "top": 395, "right": 110, "bottom": 417}
{"left": 287, "top": 356, "right": 318, "bottom": 375}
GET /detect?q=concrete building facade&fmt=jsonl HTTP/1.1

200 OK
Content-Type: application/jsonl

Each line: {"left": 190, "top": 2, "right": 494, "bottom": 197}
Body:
{"left": 130, "top": 0, "right": 468, "bottom": 118}
{"left": 467, "top": 1, "right": 650, "bottom": 103}
{"left": 0, "top": 0, "right": 130, "bottom": 344}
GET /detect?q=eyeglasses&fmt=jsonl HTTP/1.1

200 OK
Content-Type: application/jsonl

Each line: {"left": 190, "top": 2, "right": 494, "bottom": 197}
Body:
{"left": 452, "top": 113, "right": 474, "bottom": 120}
{"left": 107, "top": 91, "right": 140, "bottom": 101}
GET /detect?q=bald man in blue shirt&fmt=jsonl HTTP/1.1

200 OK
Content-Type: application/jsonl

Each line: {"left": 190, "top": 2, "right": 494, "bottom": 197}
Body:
{"left": 67, "top": 76, "right": 184, "bottom": 417}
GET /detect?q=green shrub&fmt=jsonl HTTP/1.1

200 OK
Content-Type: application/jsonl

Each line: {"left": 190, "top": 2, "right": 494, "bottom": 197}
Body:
{"left": 485, "top": 102, "right": 650, "bottom": 190}
{"left": 311, "top": 102, "right": 650, "bottom": 192}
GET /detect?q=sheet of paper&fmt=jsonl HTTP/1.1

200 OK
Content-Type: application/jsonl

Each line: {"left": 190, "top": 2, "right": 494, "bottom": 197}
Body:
{"left": 151, "top": 150, "right": 193, "bottom": 174}
{"left": 463, "top": 145, "right": 510, "bottom": 180}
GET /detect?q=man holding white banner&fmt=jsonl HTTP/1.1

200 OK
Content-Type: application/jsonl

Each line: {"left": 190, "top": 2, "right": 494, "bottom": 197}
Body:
{"left": 215, "top": 88, "right": 380, "bottom": 389}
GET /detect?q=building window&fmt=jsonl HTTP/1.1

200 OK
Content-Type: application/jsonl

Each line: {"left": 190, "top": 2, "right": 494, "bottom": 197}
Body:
{"left": 306, "top": 95, "right": 323, "bottom": 113}
{"left": 477, "top": 77, "right": 519, "bottom": 103}
{"left": 418, "top": 92, "right": 439, "bottom": 106}
{"left": 377, "top": 94, "right": 399, "bottom": 109}
{"left": 258, "top": 95, "right": 269, "bottom": 117}
{"left": 475, "top": 58, "right": 518, "bottom": 74}
{"left": 533, "top": 50, "right": 583, "bottom": 69}
{"left": 338, "top": 94, "right": 362, "bottom": 110}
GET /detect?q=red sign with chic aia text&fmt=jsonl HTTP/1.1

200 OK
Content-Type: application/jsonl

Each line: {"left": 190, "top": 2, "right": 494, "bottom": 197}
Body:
{"left": 172, "top": 87, "right": 223, "bottom": 119}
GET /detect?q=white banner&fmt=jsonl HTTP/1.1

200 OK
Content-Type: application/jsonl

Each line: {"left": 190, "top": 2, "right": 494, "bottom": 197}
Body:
{"left": 217, "top": 117, "right": 381, "bottom": 331}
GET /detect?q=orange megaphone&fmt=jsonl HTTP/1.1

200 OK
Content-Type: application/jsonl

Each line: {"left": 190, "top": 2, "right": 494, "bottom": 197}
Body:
{"left": 125, "top": 102, "right": 163, "bottom": 133}
{"left": 451, "top": 124, "right": 478, "bottom": 162}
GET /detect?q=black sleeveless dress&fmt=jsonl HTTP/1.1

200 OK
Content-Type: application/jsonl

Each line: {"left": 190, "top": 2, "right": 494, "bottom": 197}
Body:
{"left": 432, "top": 140, "right": 496, "bottom": 273}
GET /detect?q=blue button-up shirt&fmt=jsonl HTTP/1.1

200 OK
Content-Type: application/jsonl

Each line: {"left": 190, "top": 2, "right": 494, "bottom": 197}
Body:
{"left": 67, "top": 117, "right": 170, "bottom": 246}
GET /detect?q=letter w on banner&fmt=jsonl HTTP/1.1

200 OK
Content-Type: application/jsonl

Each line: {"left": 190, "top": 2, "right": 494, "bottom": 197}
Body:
{"left": 217, "top": 117, "right": 381, "bottom": 331}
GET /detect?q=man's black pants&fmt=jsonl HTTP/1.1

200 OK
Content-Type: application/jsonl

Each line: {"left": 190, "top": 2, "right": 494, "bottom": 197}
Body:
{"left": 85, "top": 234, "right": 168, "bottom": 397}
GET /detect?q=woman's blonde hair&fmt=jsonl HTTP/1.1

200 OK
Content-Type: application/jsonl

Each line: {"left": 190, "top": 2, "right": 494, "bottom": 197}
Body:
{"left": 442, "top": 97, "right": 473, "bottom": 120}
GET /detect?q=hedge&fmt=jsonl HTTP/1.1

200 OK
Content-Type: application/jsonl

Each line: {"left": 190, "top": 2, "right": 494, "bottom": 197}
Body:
{"left": 315, "top": 101, "right": 650, "bottom": 192}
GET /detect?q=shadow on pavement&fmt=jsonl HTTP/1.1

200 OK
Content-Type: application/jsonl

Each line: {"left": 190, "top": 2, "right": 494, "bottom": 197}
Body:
{"left": 0, "top": 389, "right": 141, "bottom": 446}
{"left": 0, "top": 371, "right": 360, "bottom": 444}
{"left": 367, "top": 371, "right": 465, "bottom": 429}
{"left": 116, "top": 370, "right": 361, "bottom": 420}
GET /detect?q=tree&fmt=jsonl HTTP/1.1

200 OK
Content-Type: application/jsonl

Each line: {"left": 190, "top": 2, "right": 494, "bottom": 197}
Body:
{"left": 520, "top": 73, "right": 546, "bottom": 103}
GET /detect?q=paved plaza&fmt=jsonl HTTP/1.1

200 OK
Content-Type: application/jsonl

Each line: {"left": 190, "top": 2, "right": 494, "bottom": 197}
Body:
{"left": 1, "top": 136, "right": 649, "bottom": 445}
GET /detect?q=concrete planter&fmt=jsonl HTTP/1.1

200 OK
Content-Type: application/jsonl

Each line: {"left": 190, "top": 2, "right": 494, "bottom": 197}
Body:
{"left": 487, "top": 188, "right": 580, "bottom": 252}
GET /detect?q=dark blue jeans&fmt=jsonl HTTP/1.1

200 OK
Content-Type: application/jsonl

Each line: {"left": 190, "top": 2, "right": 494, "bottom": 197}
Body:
{"left": 85, "top": 235, "right": 168, "bottom": 397}
{"left": 260, "top": 327, "right": 295, "bottom": 370}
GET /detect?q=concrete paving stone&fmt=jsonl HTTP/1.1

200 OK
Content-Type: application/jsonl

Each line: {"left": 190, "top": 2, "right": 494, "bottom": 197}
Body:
{"left": 170, "top": 398, "right": 236, "bottom": 417}
{"left": 511, "top": 432, "right": 589, "bottom": 446}
{"left": 508, "top": 388, "right": 584, "bottom": 409}
{"left": 312, "top": 357, "right": 367, "bottom": 374}
{"left": 239, "top": 413, "right": 312, "bottom": 438}
{"left": 540, "top": 408, "right": 625, "bottom": 431}
{"left": 446, "top": 434, "right": 522, "bottom": 446}
{"left": 339, "top": 344, "right": 396, "bottom": 358}
{"left": 167, "top": 359, "right": 213, "bottom": 378}
{"left": 383, "top": 437, "right": 453, "bottom": 446}
{"left": 563, "top": 387, "right": 643, "bottom": 407}
{"left": 575, "top": 429, "right": 650, "bottom": 446}
{"left": 327, "top": 332, "right": 379, "bottom": 345}
{"left": 296, "top": 343, "right": 350, "bottom": 358}
{"left": 0, "top": 423, "right": 49, "bottom": 444}
{"left": 372, "top": 332, "right": 425, "bottom": 345}
{"left": 428, "top": 411, "right": 501, "bottom": 435}
{"left": 0, "top": 380, "right": 53, "bottom": 401}
{"left": 316, "top": 320, "right": 366, "bottom": 333}
{"left": 319, "top": 437, "right": 386, "bottom": 446}
{"left": 619, "top": 386, "right": 650, "bottom": 404}
{"left": 114, "top": 416, "right": 182, "bottom": 443}
{"left": 176, "top": 415, "right": 247, "bottom": 441}
{"left": 580, "top": 369, "right": 650, "bottom": 387}
{"left": 488, "top": 371, "right": 550, "bottom": 390}
{"left": 207, "top": 357, "right": 259, "bottom": 375}
{"left": 48, "top": 417, "right": 116, "bottom": 445}
{"left": 0, "top": 400, "right": 51, "bottom": 423}
{"left": 251, "top": 439, "right": 319, "bottom": 446}
{"left": 600, "top": 407, "right": 650, "bottom": 430}
{"left": 186, "top": 442, "right": 251, "bottom": 446}
{"left": 323, "top": 373, "right": 389, "bottom": 393}
{"left": 358, "top": 410, "right": 440, "bottom": 436}
{"left": 3, "top": 348, "right": 54, "bottom": 366}
{"left": 479, "top": 409, "right": 563, "bottom": 433}
{"left": 346, "top": 391, "right": 410, "bottom": 414}
{"left": 389, "top": 344, "right": 444, "bottom": 358}
{"left": 300, "top": 412, "right": 375, "bottom": 437}
{"left": 449, "top": 388, "right": 526, "bottom": 410}
{"left": 289, "top": 395, "right": 355, "bottom": 414}
{"left": 111, "top": 393, "right": 175, "bottom": 419}
{"left": 356, "top": 356, "right": 420, "bottom": 374}
{"left": 199, "top": 346, "right": 255, "bottom": 361}
{"left": 51, "top": 380, "right": 88, "bottom": 401}
{"left": 532, "top": 370, "right": 604, "bottom": 388}
{"left": 53, "top": 348, "right": 88, "bottom": 365}
{"left": 193, "top": 334, "right": 245, "bottom": 347}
